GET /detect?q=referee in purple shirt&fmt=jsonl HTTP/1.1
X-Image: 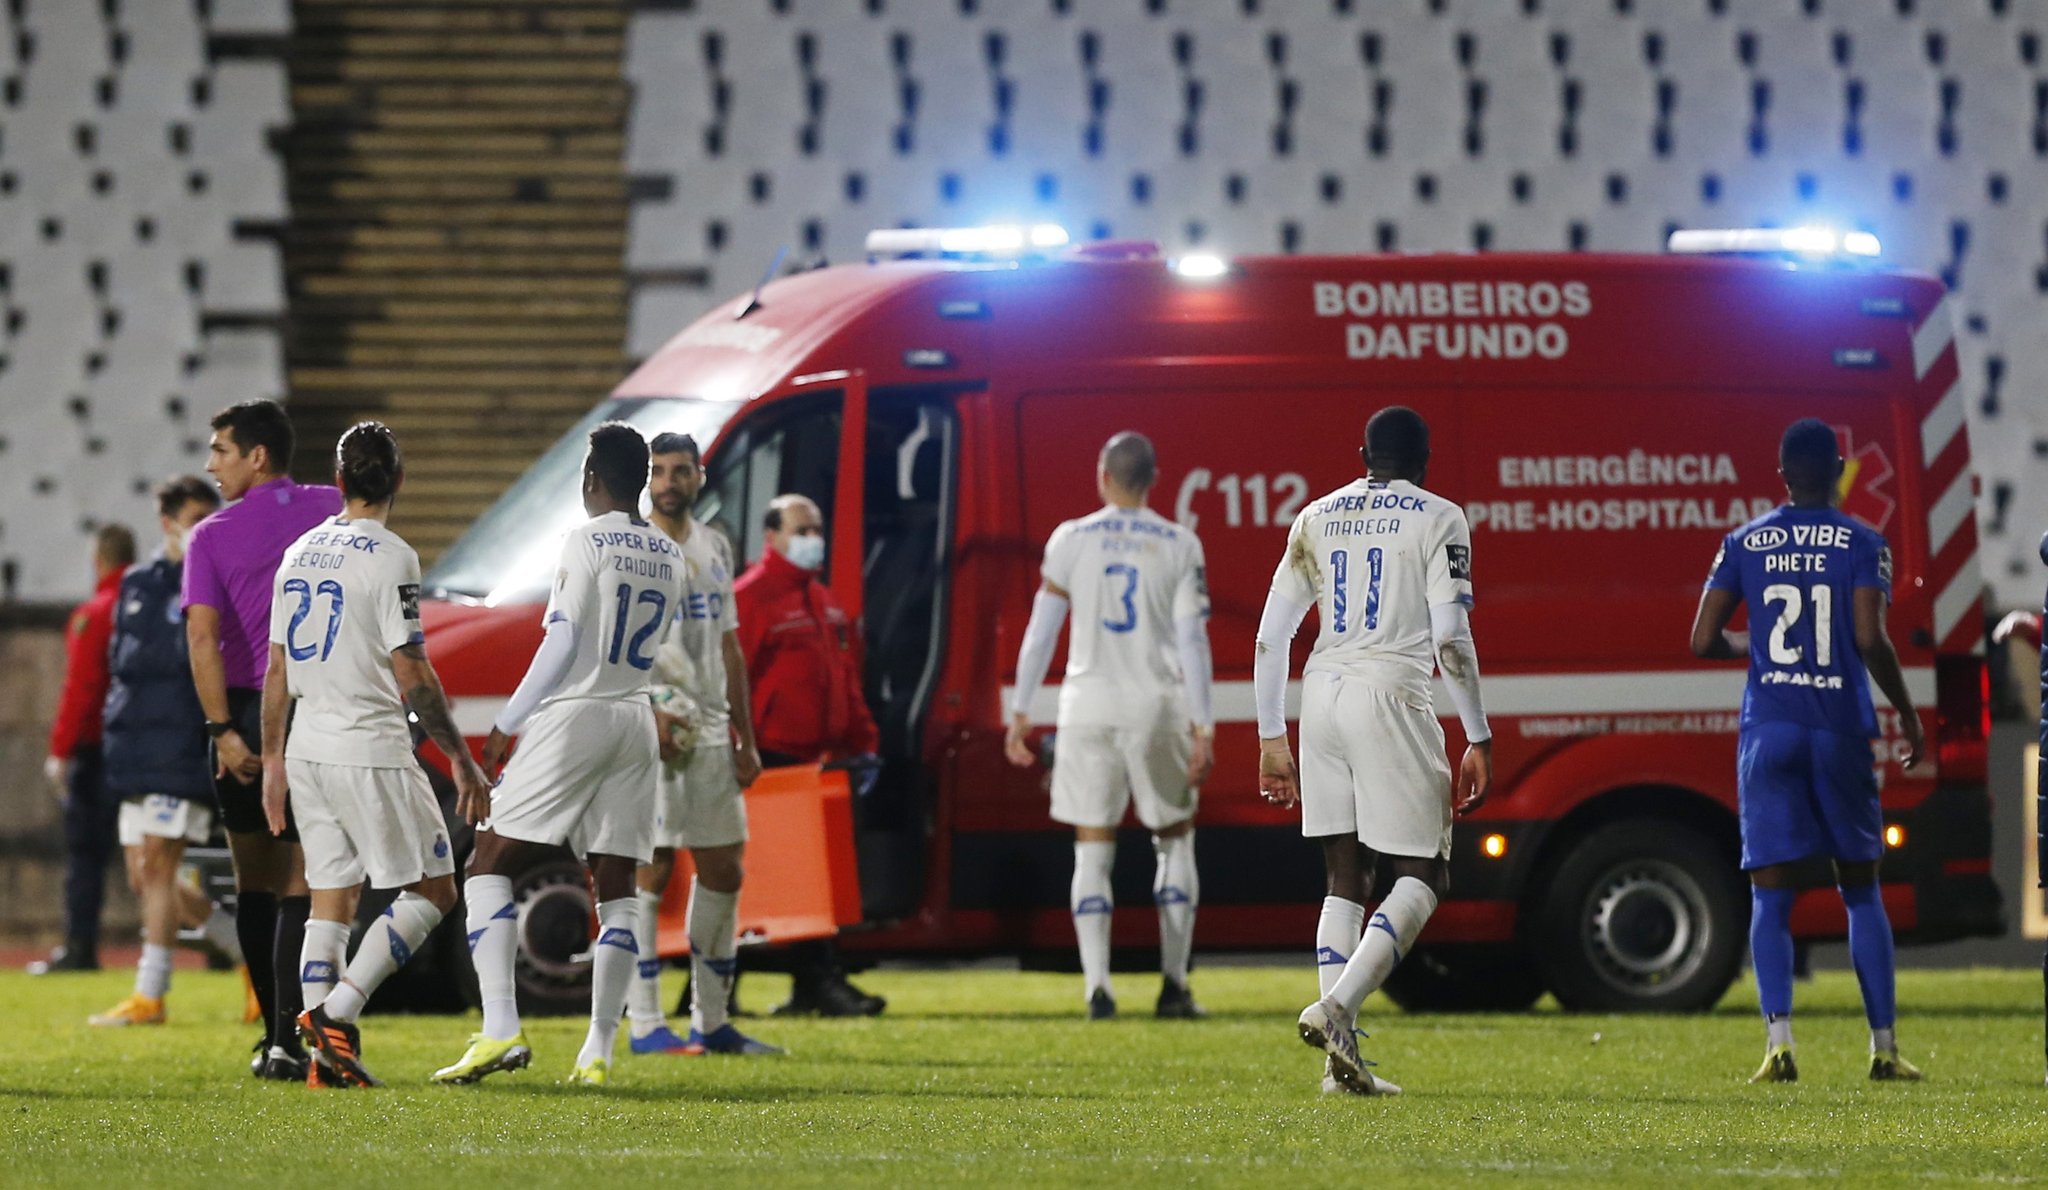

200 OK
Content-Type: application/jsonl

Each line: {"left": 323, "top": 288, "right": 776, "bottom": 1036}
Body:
{"left": 183, "top": 400, "right": 343, "bottom": 1080}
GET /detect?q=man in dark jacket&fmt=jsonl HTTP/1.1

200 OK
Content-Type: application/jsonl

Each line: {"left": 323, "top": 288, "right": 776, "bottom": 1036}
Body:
{"left": 33, "top": 524, "right": 136, "bottom": 973}
{"left": 88, "top": 477, "right": 241, "bottom": 1025}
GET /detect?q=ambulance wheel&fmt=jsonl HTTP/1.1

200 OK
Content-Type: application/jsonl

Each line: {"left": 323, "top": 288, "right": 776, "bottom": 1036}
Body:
{"left": 506, "top": 852, "right": 595, "bottom": 1016}
{"left": 1379, "top": 946, "right": 1546, "bottom": 1012}
{"left": 1534, "top": 821, "right": 1745, "bottom": 1013}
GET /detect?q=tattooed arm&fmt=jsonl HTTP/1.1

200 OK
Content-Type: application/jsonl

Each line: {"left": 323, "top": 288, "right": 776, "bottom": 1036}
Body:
{"left": 393, "top": 642, "right": 492, "bottom": 825}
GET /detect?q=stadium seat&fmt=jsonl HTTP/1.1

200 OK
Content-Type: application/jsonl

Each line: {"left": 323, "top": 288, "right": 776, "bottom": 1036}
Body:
{"left": 112, "top": 3, "right": 205, "bottom": 116}
{"left": 1658, "top": 22, "right": 1750, "bottom": 165}
{"left": 624, "top": 14, "right": 706, "bottom": 177}
{"left": 196, "top": 239, "right": 284, "bottom": 318}
{"left": 1371, "top": 16, "right": 1466, "bottom": 172}
{"left": 999, "top": 18, "right": 1090, "bottom": 169}
{"left": 15, "top": 2, "right": 107, "bottom": 115}
{"left": 204, "top": 0, "right": 292, "bottom": 39}
{"left": 0, "top": 0, "right": 288, "bottom": 598}
{"left": 1092, "top": 23, "right": 1183, "bottom": 170}
{"left": 799, "top": 20, "right": 898, "bottom": 166}
{"left": 1741, "top": 13, "right": 1839, "bottom": 165}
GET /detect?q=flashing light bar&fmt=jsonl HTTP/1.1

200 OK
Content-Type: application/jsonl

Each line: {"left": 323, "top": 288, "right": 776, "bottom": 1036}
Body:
{"left": 1667, "top": 226, "right": 1882, "bottom": 259}
{"left": 1173, "top": 253, "right": 1230, "bottom": 278}
{"left": 866, "top": 223, "right": 1069, "bottom": 260}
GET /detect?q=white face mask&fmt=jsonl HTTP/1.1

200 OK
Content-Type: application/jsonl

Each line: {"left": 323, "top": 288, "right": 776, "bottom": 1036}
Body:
{"left": 783, "top": 533, "right": 826, "bottom": 571}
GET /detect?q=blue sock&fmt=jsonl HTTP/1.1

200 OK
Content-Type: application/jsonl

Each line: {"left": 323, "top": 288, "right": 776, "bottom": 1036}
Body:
{"left": 1840, "top": 882, "right": 1897, "bottom": 1034}
{"left": 1750, "top": 886, "right": 1796, "bottom": 1021}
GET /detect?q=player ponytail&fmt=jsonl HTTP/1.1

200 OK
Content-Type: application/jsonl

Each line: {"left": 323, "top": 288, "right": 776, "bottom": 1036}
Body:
{"left": 336, "top": 421, "right": 403, "bottom": 505}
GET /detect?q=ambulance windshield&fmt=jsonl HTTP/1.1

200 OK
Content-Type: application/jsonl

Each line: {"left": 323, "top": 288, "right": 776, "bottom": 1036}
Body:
{"left": 424, "top": 396, "right": 740, "bottom": 604}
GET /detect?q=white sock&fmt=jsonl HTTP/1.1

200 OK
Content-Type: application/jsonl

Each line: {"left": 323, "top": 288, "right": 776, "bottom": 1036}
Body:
{"left": 465, "top": 875, "right": 522, "bottom": 1041}
{"left": 627, "top": 888, "right": 668, "bottom": 1038}
{"left": 202, "top": 905, "right": 242, "bottom": 964}
{"left": 137, "top": 942, "right": 173, "bottom": 1000}
{"left": 578, "top": 897, "right": 638, "bottom": 1069}
{"left": 1769, "top": 1015, "right": 1795, "bottom": 1049}
{"left": 1071, "top": 840, "right": 1115, "bottom": 998}
{"left": 1152, "top": 831, "right": 1198, "bottom": 986}
{"left": 1871, "top": 1026, "right": 1894, "bottom": 1054}
{"left": 299, "top": 918, "right": 350, "bottom": 1015}
{"left": 1330, "top": 876, "right": 1438, "bottom": 1015}
{"left": 1315, "top": 896, "right": 1366, "bottom": 999}
{"left": 687, "top": 878, "right": 740, "bottom": 1036}
{"left": 325, "top": 893, "right": 443, "bottom": 1024}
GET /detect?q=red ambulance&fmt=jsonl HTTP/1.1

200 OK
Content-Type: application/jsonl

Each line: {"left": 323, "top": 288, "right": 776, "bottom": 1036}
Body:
{"left": 418, "top": 226, "right": 1999, "bottom": 1012}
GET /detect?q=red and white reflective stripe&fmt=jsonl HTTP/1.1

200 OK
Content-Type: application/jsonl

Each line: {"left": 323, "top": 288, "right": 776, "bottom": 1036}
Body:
{"left": 1918, "top": 375, "right": 1966, "bottom": 466}
{"left": 1908, "top": 294, "right": 1983, "bottom": 655}
{"left": 1911, "top": 293, "right": 1954, "bottom": 381}
{"left": 1927, "top": 468, "right": 1975, "bottom": 559}
{"left": 1933, "top": 572, "right": 1981, "bottom": 646}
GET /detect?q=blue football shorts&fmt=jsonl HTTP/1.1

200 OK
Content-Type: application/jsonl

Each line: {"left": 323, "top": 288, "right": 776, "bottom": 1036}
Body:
{"left": 1736, "top": 720, "right": 1882, "bottom": 870}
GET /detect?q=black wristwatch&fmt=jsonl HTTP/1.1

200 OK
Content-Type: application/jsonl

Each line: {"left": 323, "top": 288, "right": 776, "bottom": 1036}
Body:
{"left": 206, "top": 720, "right": 235, "bottom": 738}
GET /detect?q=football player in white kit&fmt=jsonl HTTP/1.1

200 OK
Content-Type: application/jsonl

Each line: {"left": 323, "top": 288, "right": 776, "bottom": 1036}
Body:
{"left": 624, "top": 431, "right": 779, "bottom": 1057}
{"left": 434, "top": 423, "right": 684, "bottom": 1088}
{"left": 1252, "top": 407, "right": 1493, "bottom": 1096}
{"left": 258, "top": 422, "right": 492, "bottom": 1087}
{"left": 1005, "top": 432, "right": 1215, "bottom": 1020}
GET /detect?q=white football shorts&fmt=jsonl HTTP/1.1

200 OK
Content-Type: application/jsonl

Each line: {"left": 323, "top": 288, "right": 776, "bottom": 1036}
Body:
{"left": 287, "top": 759, "right": 455, "bottom": 891}
{"left": 655, "top": 741, "right": 747, "bottom": 851}
{"left": 1050, "top": 698, "right": 1196, "bottom": 832}
{"left": 1298, "top": 670, "right": 1453, "bottom": 859}
{"left": 117, "top": 794, "right": 214, "bottom": 847}
{"left": 486, "top": 697, "right": 661, "bottom": 864}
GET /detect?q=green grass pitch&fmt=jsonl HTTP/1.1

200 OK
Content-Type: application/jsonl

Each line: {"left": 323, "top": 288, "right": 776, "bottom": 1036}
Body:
{"left": 3, "top": 965, "right": 2045, "bottom": 1186}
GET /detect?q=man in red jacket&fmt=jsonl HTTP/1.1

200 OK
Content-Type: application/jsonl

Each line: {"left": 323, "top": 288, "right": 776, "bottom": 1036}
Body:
{"left": 733, "top": 494, "right": 884, "bottom": 1016}
{"left": 34, "top": 525, "right": 138, "bottom": 973}
{"left": 735, "top": 496, "right": 881, "bottom": 762}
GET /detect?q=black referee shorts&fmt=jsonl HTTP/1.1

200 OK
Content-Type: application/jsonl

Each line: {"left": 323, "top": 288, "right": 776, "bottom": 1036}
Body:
{"left": 211, "top": 686, "right": 297, "bottom": 841}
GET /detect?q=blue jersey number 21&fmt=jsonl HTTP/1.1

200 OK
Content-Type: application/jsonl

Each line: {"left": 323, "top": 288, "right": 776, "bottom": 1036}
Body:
{"left": 1102, "top": 563, "right": 1139, "bottom": 633}
{"left": 1329, "top": 547, "right": 1384, "bottom": 634}
{"left": 607, "top": 583, "right": 667, "bottom": 671}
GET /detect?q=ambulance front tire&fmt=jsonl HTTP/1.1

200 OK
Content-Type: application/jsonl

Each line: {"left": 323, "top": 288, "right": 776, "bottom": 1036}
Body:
{"left": 1533, "top": 820, "right": 1746, "bottom": 1013}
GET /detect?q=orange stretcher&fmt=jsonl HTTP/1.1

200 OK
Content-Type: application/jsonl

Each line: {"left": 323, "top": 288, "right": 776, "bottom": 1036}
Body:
{"left": 652, "top": 762, "right": 862, "bottom": 956}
